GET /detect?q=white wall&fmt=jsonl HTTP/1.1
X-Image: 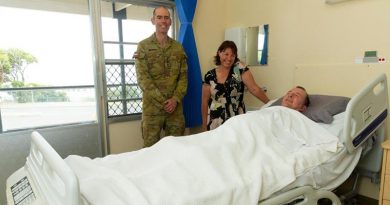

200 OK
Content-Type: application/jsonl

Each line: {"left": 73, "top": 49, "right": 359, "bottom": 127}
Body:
{"left": 223, "top": 0, "right": 390, "bottom": 102}
{"left": 109, "top": 120, "right": 143, "bottom": 153}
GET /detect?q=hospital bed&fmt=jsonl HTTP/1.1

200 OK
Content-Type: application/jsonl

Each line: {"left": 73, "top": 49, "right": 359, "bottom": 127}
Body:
{"left": 5, "top": 73, "right": 388, "bottom": 205}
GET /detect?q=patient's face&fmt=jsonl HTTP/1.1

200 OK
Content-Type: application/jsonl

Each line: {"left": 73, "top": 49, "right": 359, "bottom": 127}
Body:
{"left": 281, "top": 87, "right": 307, "bottom": 112}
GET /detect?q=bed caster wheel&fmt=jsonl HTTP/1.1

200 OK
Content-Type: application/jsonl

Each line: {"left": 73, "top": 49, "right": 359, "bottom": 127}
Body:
{"left": 343, "top": 198, "right": 357, "bottom": 205}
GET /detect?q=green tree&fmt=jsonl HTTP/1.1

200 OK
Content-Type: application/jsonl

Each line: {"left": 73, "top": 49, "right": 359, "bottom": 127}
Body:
{"left": 0, "top": 49, "right": 11, "bottom": 84}
{"left": 0, "top": 48, "right": 69, "bottom": 103}
{"left": 6, "top": 48, "right": 38, "bottom": 83}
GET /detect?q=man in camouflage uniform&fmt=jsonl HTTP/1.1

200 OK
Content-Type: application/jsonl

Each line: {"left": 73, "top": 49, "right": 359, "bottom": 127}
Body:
{"left": 135, "top": 6, "right": 188, "bottom": 147}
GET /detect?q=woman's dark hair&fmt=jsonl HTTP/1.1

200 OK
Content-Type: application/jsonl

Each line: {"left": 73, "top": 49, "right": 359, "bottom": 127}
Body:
{"left": 214, "top": 40, "right": 240, "bottom": 65}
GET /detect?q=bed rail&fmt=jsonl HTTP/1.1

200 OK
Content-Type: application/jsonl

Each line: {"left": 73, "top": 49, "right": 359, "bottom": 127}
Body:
{"left": 27, "top": 131, "right": 80, "bottom": 205}
{"left": 258, "top": 186, "right": 341, "bottom": 205}
{"left": 343, "top": 73, "right": 388, "bottom": 154}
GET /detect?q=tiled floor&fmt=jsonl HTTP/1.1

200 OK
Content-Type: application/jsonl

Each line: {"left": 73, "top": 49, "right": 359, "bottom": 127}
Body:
{"left": 353, "top": 195, "right": 378, "bottom": 205}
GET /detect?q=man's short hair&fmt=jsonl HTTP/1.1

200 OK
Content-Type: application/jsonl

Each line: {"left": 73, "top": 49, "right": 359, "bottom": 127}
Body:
{"left": 296, "top": 86, "right": 310, "bottom": 107}
{"left": 152, "top": 6, "right": 170, "bottom": 17}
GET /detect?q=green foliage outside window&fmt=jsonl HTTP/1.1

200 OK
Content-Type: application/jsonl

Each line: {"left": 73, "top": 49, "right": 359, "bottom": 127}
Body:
{"left": 0, "top": 48, "right": 69, "bottom": 103}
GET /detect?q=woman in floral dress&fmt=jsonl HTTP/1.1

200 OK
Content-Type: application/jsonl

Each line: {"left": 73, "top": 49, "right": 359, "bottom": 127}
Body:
{"left": 202, "top": 41, "right": 270, "bottom": 131}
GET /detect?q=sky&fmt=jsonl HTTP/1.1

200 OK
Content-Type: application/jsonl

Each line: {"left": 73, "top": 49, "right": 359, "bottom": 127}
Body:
{"left": 0, "top": 6, "right": 96, "bottom": 86}
{"left": 0, "top": 5, "right": 156, "bottom": 87}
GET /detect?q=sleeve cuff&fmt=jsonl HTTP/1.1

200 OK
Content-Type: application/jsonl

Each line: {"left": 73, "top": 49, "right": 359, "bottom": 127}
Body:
{"left": 172, "top": 96, "right": 181, "bottom": 104}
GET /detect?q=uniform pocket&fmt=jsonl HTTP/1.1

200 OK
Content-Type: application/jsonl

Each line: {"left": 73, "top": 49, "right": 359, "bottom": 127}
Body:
{"left": 168, "top": 56, "right": 180, "bottom": 76}
{"left": 147, "top": 54, "right": 164, "bottom": 78}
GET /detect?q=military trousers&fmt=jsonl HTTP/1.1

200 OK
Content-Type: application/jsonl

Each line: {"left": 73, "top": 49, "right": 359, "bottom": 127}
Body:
{"left": 141, "top": 109, "right": 185, "bottom": 147}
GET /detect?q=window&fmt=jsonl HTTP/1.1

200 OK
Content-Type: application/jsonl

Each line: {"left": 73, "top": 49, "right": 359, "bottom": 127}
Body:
{"left": 0, "top": 0, "right": 177, "bottom": 132}
{"left": 100, "top": 1, "right": 175, "bottom": 119}
{"left": 258, "top": 32, "right": 265, "bottom": 62}
{"left": 0, "top": 2, "right": 96, "bottom": 132}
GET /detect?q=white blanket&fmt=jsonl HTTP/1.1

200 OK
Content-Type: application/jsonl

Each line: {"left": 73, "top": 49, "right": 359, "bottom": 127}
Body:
{"left": 65, "top": 106, "right": 342, "bottom": 205}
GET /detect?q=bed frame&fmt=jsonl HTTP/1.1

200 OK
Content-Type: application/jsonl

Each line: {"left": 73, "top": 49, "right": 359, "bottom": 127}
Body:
{"left": 6, "top": 131, "right": 80, "bottom": 205}
{"left": 6, "top": 74, "right": 388, "bottom": 205}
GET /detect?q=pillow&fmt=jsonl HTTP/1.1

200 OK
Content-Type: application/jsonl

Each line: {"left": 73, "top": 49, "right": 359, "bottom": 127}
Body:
{"left": 270, "top": 95, "right": 350, "bottom": 124}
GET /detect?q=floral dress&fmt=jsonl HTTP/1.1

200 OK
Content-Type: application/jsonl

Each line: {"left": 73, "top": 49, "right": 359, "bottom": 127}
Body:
{"left": 204, "top": 65, "right": 249, "bottom": 130}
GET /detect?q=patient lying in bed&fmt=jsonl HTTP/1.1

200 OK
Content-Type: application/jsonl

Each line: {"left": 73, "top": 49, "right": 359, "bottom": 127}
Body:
{"left": 270, "top": 86, "right": 350, "bottom": 124}
{"left": 65, "top": 92, "right": 342, "bottom": 205}
{"left": 280, "top": 86, "right": 310, "bottom": 112}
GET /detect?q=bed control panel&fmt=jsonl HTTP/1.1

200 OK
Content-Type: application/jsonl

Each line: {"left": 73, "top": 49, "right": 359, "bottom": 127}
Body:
{"left": 10, "top": 176, "right": 36, "bottom": 205}
{"left": 352, "top": 109, "right": 388, "bottom": 148}
{"left": 6, "top": 167, "right": 43, "bottom": 205}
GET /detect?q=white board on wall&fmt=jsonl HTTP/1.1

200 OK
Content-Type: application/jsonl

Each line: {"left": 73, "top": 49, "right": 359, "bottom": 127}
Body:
{"left": 224, "top": 27, "right": 246, "bottom": 61}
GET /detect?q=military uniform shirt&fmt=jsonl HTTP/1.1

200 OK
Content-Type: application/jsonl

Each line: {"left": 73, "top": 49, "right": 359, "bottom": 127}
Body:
{"left": 135, "top": 33, "right": 188, "bottom": 115}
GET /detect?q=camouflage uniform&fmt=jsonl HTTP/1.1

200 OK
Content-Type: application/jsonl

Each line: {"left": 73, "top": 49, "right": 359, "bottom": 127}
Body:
{"left": 135, "top": 33, "right": 188, "bottom": 147}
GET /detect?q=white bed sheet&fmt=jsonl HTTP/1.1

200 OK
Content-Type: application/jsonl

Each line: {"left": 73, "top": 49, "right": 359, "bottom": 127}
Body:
{"left": 65, "top": 107, "right": 342, "bottom": 205}
{"left": 272, "top": 112, "right": 362, "bottom": 198}
{"left": 260, "top": 101, "right": 361, "bottom": 196}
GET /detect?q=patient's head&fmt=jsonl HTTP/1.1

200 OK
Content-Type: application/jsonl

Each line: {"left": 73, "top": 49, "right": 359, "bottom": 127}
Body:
{"left": 281, "top": 86, "right": 310, "bottom": 112}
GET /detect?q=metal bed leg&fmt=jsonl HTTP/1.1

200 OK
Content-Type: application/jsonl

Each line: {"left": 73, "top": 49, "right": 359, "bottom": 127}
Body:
{"left": 338, "top": 171, "right": 360, "bottom": 205}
